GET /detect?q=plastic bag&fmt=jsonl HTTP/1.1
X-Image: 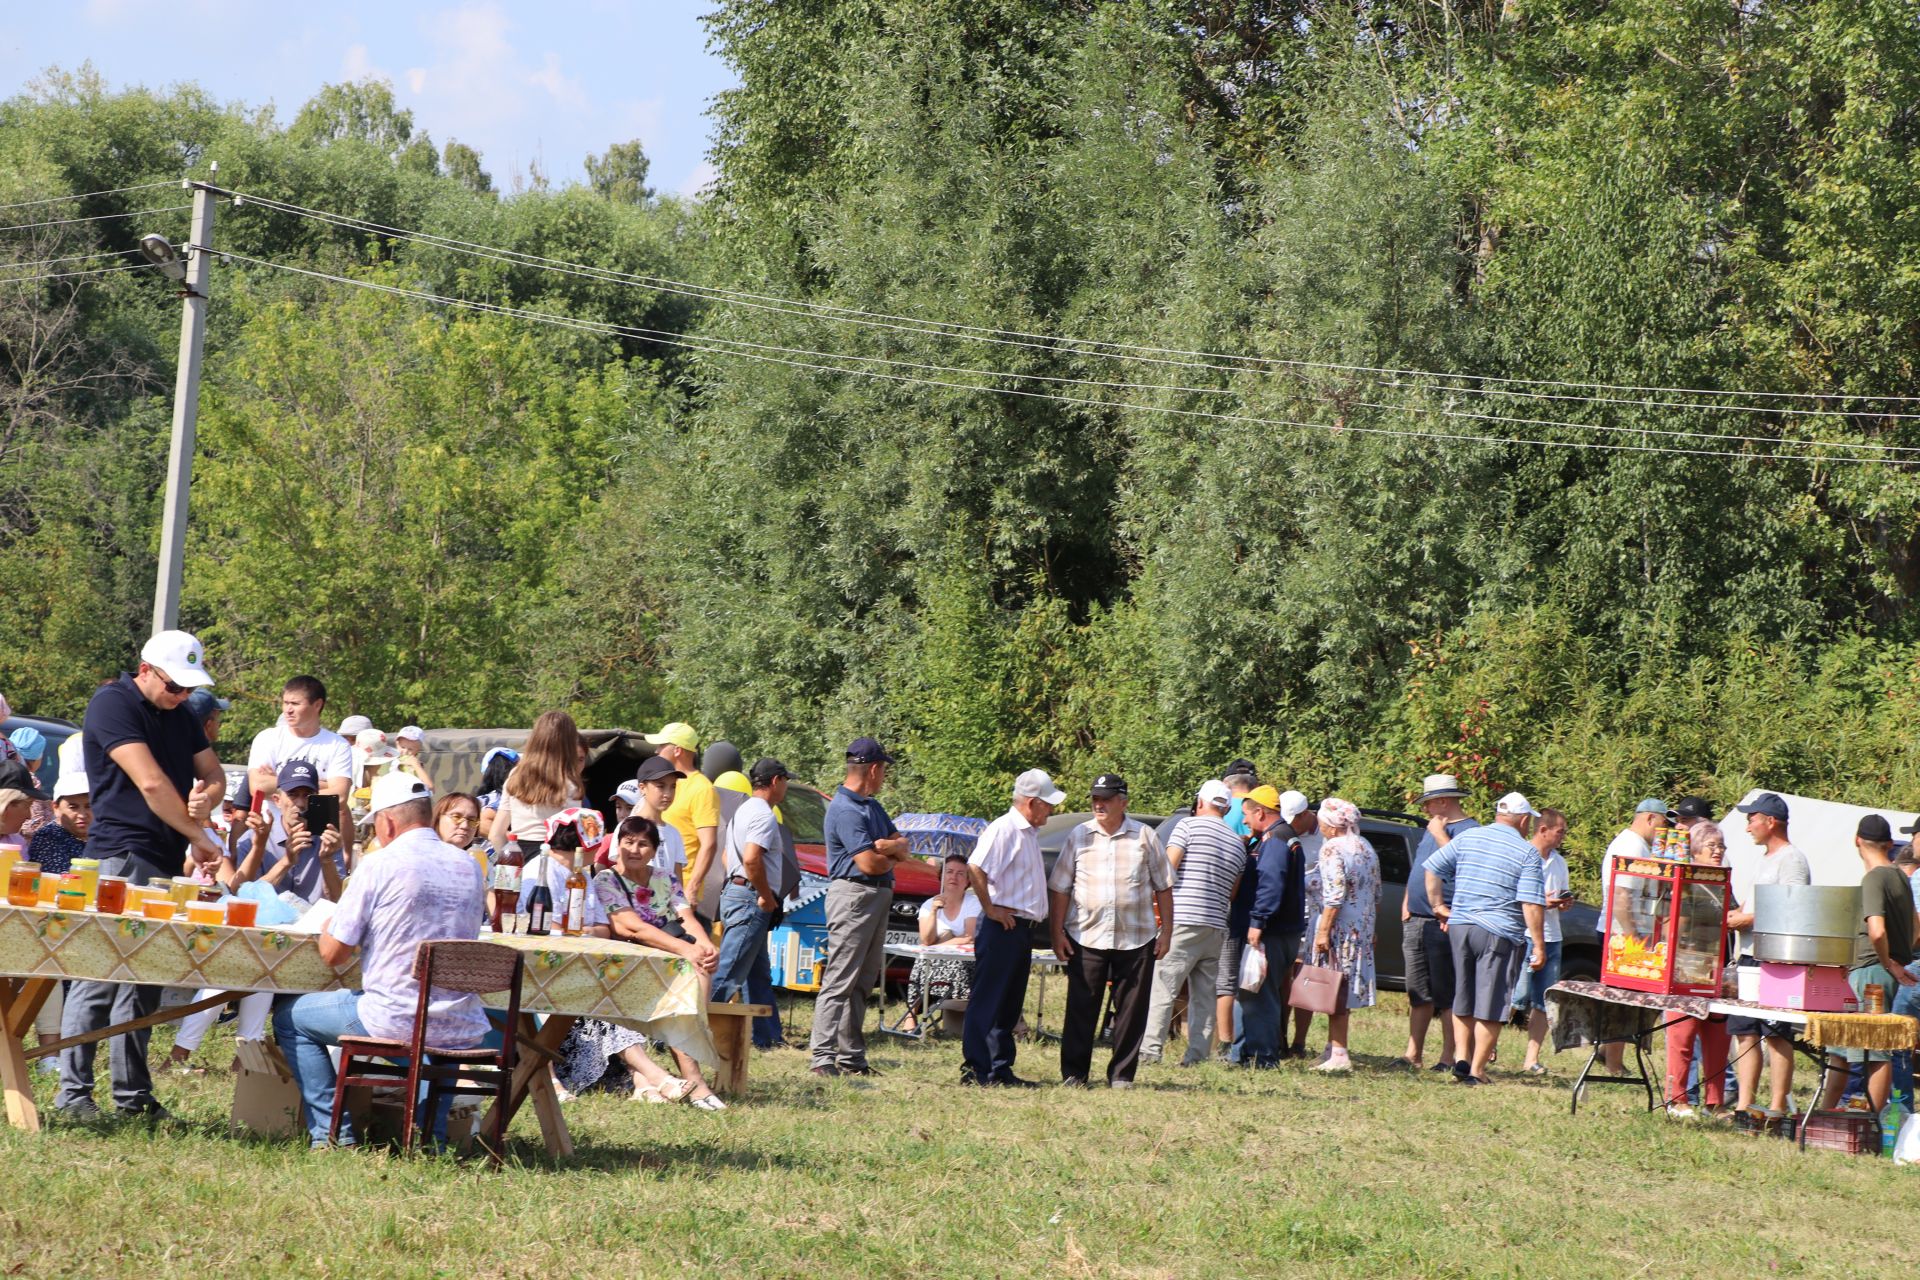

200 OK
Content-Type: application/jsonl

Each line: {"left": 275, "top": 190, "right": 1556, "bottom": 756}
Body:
{"left": 1238, "top": 943, "right": 1267, "bottom": 993}
{"left": 1893, "top": 1111, "right": 1920, "bottom": 1166}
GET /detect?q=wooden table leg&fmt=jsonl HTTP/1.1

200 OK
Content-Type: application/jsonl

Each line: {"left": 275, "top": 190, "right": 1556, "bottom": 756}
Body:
{"left": 481, "top": 1014, "right": 575, "bottom": 1158}
{"left": 3, "top": 979, "right": 54, "bottom": 1042}
{"left": 709, "top": 1012, "right": 745, "bottom": 1095}
{"left": 0, "top": 980, "right": 43, "bottom": 1133}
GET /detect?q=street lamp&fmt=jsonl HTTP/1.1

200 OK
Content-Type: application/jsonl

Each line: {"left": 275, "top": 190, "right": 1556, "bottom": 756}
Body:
{"left": 138, "top": 233, "right": 187, "bottom": 282}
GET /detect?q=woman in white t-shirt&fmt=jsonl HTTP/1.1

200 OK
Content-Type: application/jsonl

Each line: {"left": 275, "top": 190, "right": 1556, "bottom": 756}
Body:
{"left": 486, "top": 711, "right": 587, "bottom": 851}
{"left": 901, "top": 855, "right": 981, "bottom": 1034}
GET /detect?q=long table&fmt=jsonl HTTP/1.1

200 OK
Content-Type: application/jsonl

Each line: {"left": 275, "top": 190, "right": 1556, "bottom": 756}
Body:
{"left": 0, "top": 902, "right": 714, "bottom": 1154}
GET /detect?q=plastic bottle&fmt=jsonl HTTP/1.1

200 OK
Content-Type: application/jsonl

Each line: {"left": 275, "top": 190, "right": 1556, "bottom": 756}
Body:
{"left": 1883, "top": 1099, "right": 1909, "bottom": 1158}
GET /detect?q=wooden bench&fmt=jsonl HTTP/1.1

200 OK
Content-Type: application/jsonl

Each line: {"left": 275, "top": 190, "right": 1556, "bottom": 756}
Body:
{"left": 704, "top": 1001, "right": 771, "bottom": 1096}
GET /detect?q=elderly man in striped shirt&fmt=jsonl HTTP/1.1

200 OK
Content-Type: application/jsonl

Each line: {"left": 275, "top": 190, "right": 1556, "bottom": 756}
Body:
{"left": 1423, "top": 792, "right": 1548, "bottom": 1086}
{"left": 1049, "top": 774, "right": 1174, "bottom": 1088}
{"left": 1140, "top": 779, "right": 1243, "bottom": 1067}
{"left": 963, "top": 768, "right": 1065, "bottom": 1088}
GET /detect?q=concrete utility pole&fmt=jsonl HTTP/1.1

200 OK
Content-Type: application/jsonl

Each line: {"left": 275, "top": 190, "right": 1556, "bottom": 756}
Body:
{"left": 150, "top": 168, "right": 217, "bottom": 635}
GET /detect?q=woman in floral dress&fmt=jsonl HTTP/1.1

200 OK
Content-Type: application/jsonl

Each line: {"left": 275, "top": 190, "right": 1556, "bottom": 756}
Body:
{"left": 1309, "top": 797, "right": 1380, "bottom": 1073}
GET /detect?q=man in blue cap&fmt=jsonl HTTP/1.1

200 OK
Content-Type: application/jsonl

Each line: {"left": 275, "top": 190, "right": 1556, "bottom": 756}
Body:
{"left": 808, "top": 737, "right": 910, "bottom": 1078}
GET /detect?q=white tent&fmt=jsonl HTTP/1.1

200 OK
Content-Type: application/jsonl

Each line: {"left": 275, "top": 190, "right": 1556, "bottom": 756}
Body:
{"left": 1719, "top": 789, "right": 1918, "bottom": 907}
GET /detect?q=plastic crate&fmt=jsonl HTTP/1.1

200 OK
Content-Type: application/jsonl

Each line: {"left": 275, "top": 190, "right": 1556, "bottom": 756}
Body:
{"left": 1800, "top": 1111, "right": 1880, "bottom": 1154}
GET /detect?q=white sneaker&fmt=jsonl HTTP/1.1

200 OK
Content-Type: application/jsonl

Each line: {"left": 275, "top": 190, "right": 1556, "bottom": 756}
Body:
{"left": 1666, "top": 1104, "right": 1696, "bottom": 1119}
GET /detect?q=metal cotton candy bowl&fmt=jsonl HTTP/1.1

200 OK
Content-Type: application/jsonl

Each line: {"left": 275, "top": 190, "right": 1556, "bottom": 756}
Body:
{"left": 1751, "top": 883, "right": 1862, "bottom": 967}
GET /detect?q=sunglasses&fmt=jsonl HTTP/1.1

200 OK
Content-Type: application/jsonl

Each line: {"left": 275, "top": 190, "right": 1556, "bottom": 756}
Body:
{"left": 160, "top": 677, "right": 189, "bottom": 696}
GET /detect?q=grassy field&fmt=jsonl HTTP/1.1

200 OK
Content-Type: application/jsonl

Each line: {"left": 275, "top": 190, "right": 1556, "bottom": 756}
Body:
{"left": 5, "top": 989, "right": 1910, "bottom": 1279}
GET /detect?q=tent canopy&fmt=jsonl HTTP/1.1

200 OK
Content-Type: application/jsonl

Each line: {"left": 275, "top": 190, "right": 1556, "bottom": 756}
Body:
{"left": 418, "top": 728, "right": 657, "bottom": 804}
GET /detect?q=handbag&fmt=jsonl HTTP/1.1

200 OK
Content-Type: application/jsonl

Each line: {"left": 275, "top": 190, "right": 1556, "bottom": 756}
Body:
{"left": 1288, "top": 954, "right": 1347, "bottom": 1014}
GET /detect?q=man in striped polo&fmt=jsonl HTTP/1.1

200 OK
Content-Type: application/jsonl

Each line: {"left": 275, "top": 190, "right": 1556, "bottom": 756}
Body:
{"left": 1422, "top": 791, "right": 1548, "bottom": 1086}
{"left": 1140, "top": 779, "right": 1244, "bottom": 1066}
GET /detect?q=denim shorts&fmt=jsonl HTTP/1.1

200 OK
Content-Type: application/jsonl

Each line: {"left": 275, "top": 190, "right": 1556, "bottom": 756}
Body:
{"left": 1508, "top": 939, "right": 1563, "bottom": 1012}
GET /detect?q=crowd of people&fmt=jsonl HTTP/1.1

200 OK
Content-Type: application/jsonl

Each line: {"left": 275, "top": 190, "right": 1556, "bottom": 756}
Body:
{"left": 9, "top": 625, "right": 1915, "bottom": 1149}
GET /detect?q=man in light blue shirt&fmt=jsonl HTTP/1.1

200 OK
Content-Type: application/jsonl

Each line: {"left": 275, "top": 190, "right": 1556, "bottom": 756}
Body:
{"left": 1222, "top": 759, "right": 1257, "bottom": 839}
{"left": 1424, "top": 792, "right": 1547, "bottom": 1087}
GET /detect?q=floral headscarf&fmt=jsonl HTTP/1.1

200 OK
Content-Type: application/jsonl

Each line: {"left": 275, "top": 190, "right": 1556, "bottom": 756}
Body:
{"left": 1317, "top": 797, "right": 1362, "bottom": 837}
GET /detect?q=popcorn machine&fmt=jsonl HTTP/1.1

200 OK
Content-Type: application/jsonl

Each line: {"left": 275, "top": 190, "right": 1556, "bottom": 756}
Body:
{"left": 1602, "top": 857, "right": 1730, "bottom": 997}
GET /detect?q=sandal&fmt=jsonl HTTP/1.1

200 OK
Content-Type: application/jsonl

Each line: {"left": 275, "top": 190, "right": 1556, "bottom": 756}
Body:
{"left": 652, "top": 1076, "right": 695, "bottom": 1104}
{"left": 689, "top": 1093, "right": 728, "bottom": 1111}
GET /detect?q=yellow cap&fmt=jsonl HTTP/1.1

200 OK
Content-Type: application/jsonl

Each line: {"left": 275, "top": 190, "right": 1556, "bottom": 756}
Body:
{"left": 1242, "top": 784, "right": 1283, "bottom": 812}
{"left": 644, "top": 722, "right": 699, "bottom": 753}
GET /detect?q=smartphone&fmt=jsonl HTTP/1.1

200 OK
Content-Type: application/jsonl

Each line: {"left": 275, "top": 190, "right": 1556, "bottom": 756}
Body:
{"left": 306, "top": 794, "right": 341, "bottom": 835}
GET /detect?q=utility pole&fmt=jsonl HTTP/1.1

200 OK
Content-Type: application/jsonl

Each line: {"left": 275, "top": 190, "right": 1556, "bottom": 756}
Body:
{"left": 151, "top": 167, "right": 217, "bottom": 635}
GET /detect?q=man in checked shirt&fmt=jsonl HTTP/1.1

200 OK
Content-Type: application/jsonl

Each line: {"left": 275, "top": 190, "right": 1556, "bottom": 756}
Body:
{"left": 1049, "top": 774, "right": 1174, "bottom": 1089}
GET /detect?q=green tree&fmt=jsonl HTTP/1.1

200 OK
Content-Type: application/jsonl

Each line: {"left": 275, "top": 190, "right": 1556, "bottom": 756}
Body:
{"left": 585, "top": 140, "right": 653, "bottom": 204}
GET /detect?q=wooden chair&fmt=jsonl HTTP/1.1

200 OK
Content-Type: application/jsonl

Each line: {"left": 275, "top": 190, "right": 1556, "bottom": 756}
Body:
{"left": 328, "top": 940, "right": 523, "bottom": 1162}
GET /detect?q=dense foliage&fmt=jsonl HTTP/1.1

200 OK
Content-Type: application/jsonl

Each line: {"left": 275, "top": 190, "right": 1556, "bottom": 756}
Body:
{"left": 8, "top": 3, "right": 1920, "bottom": 886}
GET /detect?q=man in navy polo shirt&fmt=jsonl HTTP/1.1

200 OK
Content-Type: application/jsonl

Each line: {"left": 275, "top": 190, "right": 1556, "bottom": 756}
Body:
{"left": 57, "top": 630, "right": 226, "bottom": 1123}
{"left": 807, "top": 737, "right": 910, "bottom": 1078}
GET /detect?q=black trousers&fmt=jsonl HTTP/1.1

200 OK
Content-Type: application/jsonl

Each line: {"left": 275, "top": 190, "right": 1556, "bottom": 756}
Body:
{"left": 963, "top": 915, "right": 1033, "bottom": 1082}
{"left": 1061, "top": 939, "right": 1156, "bottom": 1085}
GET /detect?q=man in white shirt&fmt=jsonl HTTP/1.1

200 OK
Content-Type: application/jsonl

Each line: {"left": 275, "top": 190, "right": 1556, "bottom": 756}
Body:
{"left": 1724, "top": 792, "right": 1812, "bottom": 1120}
{"left": 962, "top": 768, "right": 1064, "bottom": 1088}
{"left": 247, "top": 675, "right": 354, "bottom": 861}
{"left": 1513, "top": 808, "right": 1571, "bottom": 1073}
{"left": 271, "top": 772, "right": 489, "bottom": 1150}
{"left": 1596, "top": 798, "right": 1669, "bottom": 1072}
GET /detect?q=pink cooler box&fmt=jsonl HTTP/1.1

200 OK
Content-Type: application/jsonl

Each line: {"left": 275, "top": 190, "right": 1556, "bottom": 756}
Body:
{"left": 1757, "top": 962, "right": 1857, "bottom": 1013}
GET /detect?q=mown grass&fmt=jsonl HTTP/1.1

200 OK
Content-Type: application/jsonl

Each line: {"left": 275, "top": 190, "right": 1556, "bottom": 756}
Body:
{"left": 2, "top": 990, "right": 1907, "bottom": 1278}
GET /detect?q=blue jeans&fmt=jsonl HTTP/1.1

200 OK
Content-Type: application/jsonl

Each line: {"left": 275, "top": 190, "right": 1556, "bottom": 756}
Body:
{"left": 1509, "top": 940, "right": 1563, "bottom": 1012}
{"left": 272, "top": 992, "right": 498, "bottom": 1148}
{"left": 1230, "top": 934, "right": 1297, "bottom": 1067}
{"left": 1894, "top": 982, "right": 1920, "bottom": 1108}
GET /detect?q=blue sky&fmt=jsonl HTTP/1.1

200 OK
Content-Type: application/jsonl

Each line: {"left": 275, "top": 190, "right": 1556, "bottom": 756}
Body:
{"left": 1, "top": 1, "right": 738, "bottom": 196}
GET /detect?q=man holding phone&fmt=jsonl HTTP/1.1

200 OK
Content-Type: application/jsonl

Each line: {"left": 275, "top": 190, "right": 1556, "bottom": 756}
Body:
{"left": 1511, "top": 807, "right": 1571, "bottom": 1074}
{"left": 236, "top": 760, "right": 345, "bottom": 905}
{"left": 247, "top": 675, "right": 355, "bottom": 862}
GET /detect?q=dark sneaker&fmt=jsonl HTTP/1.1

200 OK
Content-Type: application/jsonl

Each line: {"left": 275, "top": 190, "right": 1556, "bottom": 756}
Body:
{"left": 808, "top": 1064, "right": 841, "bottom": 1079}
{"left": 56, "top": 1097, "right": 103, "bottom": 1122}
{"left": 1430, "top": 1061, "right": 1455, "bottom": 1073}
{"left": 842, "top": 1063, "right": 880, "bottom": 1078}
{"left": 995, "top": 1075, "right": 1041, "bottom": 1089}
{"left": 117, "top": 1100, "right": 185, "bottom": 1130}
{"left": 1454, "top": 1074, "right": 1482, "bottom": 1087}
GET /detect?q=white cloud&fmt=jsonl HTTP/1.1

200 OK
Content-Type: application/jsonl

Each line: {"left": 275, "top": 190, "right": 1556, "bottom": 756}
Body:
{"left": 340, "top": 42, "right": 386, "bottom": 83}
{"left": 677, "top": 160, "right": 717, "bottom": 199}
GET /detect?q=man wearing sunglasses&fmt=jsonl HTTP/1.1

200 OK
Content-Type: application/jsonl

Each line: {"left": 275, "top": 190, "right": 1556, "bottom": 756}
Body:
{"left": 57, "top": 630, "right": 226, "bottom": 1124}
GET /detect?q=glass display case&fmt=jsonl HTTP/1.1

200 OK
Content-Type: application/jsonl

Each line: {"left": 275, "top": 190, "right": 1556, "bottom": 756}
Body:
{"left": 1602, "top": 858, "right": 1730, "bottom": 997}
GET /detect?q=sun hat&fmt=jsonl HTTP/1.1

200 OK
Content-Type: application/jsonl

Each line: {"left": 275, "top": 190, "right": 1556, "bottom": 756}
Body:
{"left": 1418, "top": 774, "right": 1467, "bottom": 802}
{"left": 52, "top": 771, "right": 89, "bottom": 801}
{"left": 6, "top": 728, "right": 44, "bottom": 762}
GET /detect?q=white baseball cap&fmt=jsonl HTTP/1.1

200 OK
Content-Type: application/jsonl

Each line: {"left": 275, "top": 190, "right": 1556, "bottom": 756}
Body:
{"left": 367, "top": 770, "right": 432, "bottom": 817}
{"left": 337, "top": 715, "right": 373, "bottom": 737}
{"left": 355, "top": 728, "right": 388, "bottom": 751}
{"left": 52, "top": 772, "right": 89, "bottom": 801}
{"left": 139, "top": 630, "right": 214, "bottom": 688}
{"left": 1495, "top": 791, "right": 1539, "bottom": 817}
{"left": 1013, "top": 768, "right": 1066, "bottom": 806}
{"left": 614, "top": 779, "right": 643, "bottom": 807}
{"left": 396, "top": 725, "right": 424, "bottom": 742}
{"left": 1278, "top": 789, "right": 1311, "bottom": 823}
{"left": 1196, "top": 779, "right": 1232, "bottom": 809}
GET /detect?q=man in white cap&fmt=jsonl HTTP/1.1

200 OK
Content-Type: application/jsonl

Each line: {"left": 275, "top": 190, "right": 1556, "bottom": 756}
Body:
{"left": 1422, "top": 791, "right": 1547, "bottom": 1086}
{"left": 1141, "top": 780, "right": 1244, "bottom": 1066}
{"left": 963, "top": 767, "right": 1065, "bottom": 1087}
{"left": 1395, "top": 774, "right": 1477, "bottom": 1073}
{"left": 57, "top": 630, "right": 226, "bottom": 1123}
{"left": 645, "top": 723, "right": 720, "bottom": 915}
{"left": 272, "top": 770, "right": 489, "bottom": 1150}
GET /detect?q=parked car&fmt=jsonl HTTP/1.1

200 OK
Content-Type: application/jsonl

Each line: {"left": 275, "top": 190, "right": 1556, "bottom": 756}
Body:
{"left": 1038, "top": 806, "right": 1599, "bottom": 988}
{"left": 0, "top": 714, "right": 79, "bottom": 796}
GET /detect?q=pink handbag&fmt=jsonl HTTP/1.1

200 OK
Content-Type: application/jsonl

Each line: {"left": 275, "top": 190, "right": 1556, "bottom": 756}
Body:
{"left": 1288, "top": 958, "right": 1347, "bottom": 1014}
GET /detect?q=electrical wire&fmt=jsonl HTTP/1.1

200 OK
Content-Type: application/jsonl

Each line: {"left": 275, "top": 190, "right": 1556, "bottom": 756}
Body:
{"left": 0, "top": 248, "right": 142, "bottom": 272}
{"left": 217, "top": 250, "right": 1920, "bottom": 469}
{"left": 0, "top": 262, "right": 154, "bottom": 285}
{"left": 214, "top": 184, "right": 1920, "bottom": 419}
{"left": 0, "top": 204, "right": 193, "bottom": 234}
{"left": 0, "top": 181, "right": 180, "bottom": 212}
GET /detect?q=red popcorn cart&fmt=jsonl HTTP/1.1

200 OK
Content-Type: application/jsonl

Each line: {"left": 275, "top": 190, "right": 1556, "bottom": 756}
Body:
{"left": 1602, "top": 857, "right": 1730, "bottom": 997}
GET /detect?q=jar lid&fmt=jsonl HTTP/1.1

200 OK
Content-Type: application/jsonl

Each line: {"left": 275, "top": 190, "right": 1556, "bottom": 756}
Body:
{"left": 72, "top": 858, "right": 99, "bottom": 870}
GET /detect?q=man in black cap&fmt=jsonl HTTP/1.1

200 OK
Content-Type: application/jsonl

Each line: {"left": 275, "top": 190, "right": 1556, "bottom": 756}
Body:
{"left": 808, "top": 738, "right": 909, "bottom": 1078}
{"left": 1048, "top": 775, "right": 1173, "bottom": 1088}
{"left": 1725, "top": 792, "right": 1810, "bottom": 1120}
{"left": 712, "top": 758, "right": 795, "bottom": 1011}
{"left": 1818, "top": 814, "right": 1917, "bottom": 1114}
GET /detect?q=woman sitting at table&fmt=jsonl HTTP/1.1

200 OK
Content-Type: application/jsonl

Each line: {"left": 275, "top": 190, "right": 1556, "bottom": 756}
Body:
{"left": 1664, "top": 821, "right": 1733, "bottom": 1117}
{"left": 899, "top": 854, "right": 980, "bottom": 1034}
{"left": 553, "top": 816, "right": 728, "bottom": 1110}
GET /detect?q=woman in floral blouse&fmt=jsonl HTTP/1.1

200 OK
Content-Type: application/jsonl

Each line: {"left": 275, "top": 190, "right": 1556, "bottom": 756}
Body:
{"left": 559, "top": 817, "right": 727, "bottom": 1109}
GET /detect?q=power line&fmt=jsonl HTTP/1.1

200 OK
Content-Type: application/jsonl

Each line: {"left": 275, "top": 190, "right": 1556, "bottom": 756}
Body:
{"left": 0, "top": 249, "right": 141, "bottom": 272}
{"left": 218, "top": 250, "right": 1919, "bottom": 469}
{"left": 215, "top": 184, "right": 1920, "bottom": 419}
{"left": 0, "top": 204, "right": 193, "bottom": 234}
{"left": 0, "top": 262, "right": 154, "bottom": 286}
{"left": 0, "top": 181, "right": 180, "bottom": 212}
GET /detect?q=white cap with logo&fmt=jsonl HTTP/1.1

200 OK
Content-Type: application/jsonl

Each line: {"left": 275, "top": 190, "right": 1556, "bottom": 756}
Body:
{"left": 1495, "top": 791, "right": 1539, "bottom": 817}
{"left": 139, "top": 630, "right": 214, "bottom": 688}
{"left": 1196, "top": 779, "right": 1232, "bottom": 809}
{"left": 367, "top": 771, "right": 432, "bottom": 817}
{"left": 1013, "top": 768, "right": 1066, "bottom": 806}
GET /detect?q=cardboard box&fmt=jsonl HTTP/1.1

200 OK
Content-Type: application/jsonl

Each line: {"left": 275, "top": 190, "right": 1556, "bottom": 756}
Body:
{"left": 230, "top": 1039, "right": 478, "bottom": 1149}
